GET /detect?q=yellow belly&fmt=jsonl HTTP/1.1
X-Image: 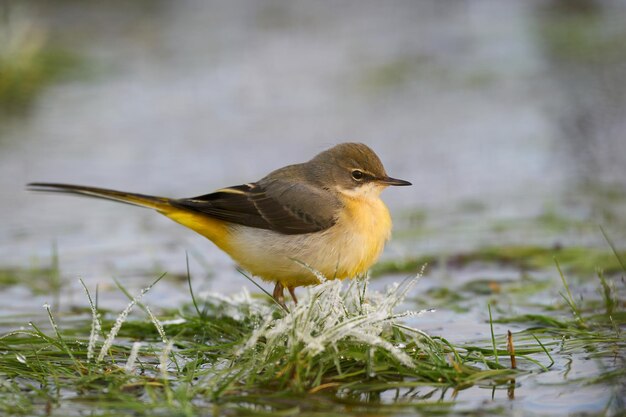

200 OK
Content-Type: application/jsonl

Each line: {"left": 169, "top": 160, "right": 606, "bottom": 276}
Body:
{"left": 161, "top": 195, "right": 392, "bottom": 288}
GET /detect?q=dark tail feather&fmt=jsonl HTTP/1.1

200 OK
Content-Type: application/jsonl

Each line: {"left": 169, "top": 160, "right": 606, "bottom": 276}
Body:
{"left": 27, "top": 183, "right": 172, "bottom": 211}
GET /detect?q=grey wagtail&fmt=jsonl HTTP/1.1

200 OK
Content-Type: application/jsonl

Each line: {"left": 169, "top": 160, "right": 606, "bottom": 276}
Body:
{"left": 28, "top": 142, "right": 411, "bottom": 308}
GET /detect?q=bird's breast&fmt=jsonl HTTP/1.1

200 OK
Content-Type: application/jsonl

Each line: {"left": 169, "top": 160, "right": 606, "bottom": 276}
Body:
{"left": 334, "top": 193, "right": 392, "bottom": 276}
{"left": 208, "top": 193, "right": 392, "bottom": 287}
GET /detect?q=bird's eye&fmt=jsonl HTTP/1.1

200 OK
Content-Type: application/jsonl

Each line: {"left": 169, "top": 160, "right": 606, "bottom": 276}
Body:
{"left": 351, "top": 170, "right": 364, "bottom": 180}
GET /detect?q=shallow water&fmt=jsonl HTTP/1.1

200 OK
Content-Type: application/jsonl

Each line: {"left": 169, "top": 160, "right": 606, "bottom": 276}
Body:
{"left": 1, "top": 1, "right": 625, "bottom": 416}
{"left": 1, "top": 0, "right": 624, "bottom": 291}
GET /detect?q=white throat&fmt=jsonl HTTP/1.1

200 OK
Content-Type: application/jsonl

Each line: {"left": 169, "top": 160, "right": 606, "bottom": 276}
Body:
{"left": 336, "top": 182, "right": 386, "bottom": 200}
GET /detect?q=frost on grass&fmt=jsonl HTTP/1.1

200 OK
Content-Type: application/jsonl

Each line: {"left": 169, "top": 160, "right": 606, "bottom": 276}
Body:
{"left": 97, "top": 276, "right": 163, "bottom": 362}
{"left": 199, "top": 286, "right": 274, "bottom": 321}
{"left": 146, "top": 305, "right": 168, "bottom": 344}
{"left": 237, "top": 269, "right": 429, "bottom": 370}
{"left": 79, "top": 279, "right": 102, "bottom": 362}
{"left": 124, "top": 341, "right": 142, "bottom": 372}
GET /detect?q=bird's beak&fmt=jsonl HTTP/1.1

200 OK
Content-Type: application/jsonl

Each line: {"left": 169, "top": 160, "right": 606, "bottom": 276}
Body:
{"left": 378, "top": 176, "right": 412, "bottom": 186}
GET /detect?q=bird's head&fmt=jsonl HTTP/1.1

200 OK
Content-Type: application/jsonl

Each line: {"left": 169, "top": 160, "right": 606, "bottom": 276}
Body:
{"left": 309, "top": 142, "right": 411, "bottom": 198}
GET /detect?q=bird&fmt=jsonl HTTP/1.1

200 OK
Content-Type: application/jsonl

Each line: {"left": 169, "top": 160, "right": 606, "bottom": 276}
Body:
{"left": 28, "top": 142, "right": 411, "bottom": 309}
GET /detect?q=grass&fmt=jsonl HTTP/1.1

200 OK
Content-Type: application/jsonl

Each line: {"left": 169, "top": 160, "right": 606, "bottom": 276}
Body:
{"left": 0, "top": 4, "right": 82, "bottom": 115}
{"left": 0, "top": 276, "right": 518, "bottom": 416}
{"left": 0, "top": 242, "right": 624, "bottom": 417}
{"left": 0, "top": 264, "right": 60, "bottom": 295}
{"left": 372, "top": 245, "right": 626, "bottom": 277}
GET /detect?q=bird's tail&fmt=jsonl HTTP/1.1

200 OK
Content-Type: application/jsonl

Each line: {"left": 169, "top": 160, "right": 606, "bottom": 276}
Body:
{"left": 27, "top": 183, "right": 172, "bottom": 212}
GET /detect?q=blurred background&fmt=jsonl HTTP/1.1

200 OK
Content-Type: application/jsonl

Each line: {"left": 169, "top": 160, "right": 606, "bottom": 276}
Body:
{"left": 1, "top": 0, "right": 625, "bottom": 307}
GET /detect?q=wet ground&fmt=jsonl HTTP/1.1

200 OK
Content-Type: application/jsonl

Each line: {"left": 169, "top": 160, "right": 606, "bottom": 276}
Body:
{"left": 1, "top": 1, "right": 625, "bottom": 416}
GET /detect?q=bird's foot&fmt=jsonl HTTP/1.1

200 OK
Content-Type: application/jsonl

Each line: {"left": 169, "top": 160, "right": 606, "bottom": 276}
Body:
{"left": 288, "top": 286, "right": 298, "bottom": 304}
{"left": 272, "top": 282, "right": 298, "bottom": 311}
{"left": 272, "top": 282, "right": 288, "bottom": 311}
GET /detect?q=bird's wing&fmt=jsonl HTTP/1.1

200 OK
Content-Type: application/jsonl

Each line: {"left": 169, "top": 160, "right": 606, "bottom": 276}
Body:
{"left": 172, "top": 181, "right": 340, "bottom": 235}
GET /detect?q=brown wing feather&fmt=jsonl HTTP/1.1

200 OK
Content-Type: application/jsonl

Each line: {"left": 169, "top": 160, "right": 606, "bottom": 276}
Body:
{"left": 172, "top": 181, "right": 340, "bottom": 235}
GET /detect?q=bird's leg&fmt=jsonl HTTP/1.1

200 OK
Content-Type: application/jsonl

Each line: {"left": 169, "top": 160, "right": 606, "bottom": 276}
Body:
{"left": 273, "top": 281, "right": 288, "bottom": 310}
{"left": 288, "top": 286, "right": 298, "bottom": 304}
